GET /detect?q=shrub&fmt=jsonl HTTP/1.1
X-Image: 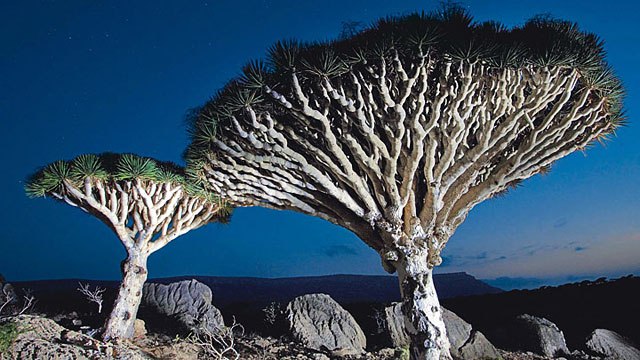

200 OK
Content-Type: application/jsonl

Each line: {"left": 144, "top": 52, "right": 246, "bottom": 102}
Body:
{"left": 0, "top": 321, "right": 18, "bottom": 355}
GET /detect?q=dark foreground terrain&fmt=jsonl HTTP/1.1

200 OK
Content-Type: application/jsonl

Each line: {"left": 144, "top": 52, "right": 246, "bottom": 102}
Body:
{"left": 443, "top": 275, "right": 640, "bottom": 350}
{"left": 2, "top": 273, "right": 638, "bottom": 359}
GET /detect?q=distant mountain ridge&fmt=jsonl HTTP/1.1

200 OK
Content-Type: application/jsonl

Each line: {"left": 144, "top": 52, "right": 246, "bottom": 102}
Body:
{"left": 13, "top": 272, "right": 501, "bottom": 308}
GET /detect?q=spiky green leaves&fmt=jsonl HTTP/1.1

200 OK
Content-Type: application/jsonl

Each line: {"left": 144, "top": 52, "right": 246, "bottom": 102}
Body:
{"left": 186, "top": 3, "right": 624, "bottom": 160}
{"left": 26, "top": 154, "right": 185, "bottom": 197}
{"left": 114, "top": 154, "right": 160, "bottom": 181}
{"left": 70, "top": 154, "right": 108, "bottom": 182}
{"left": 240, "top": 60, "right": 270, "bottom": 89}
{"left": 25, "top": 160, "right": 70, "bottom": 198}
{"left": 301, "top": 49, "right": 349, "bottom": 78}
{"left": 27, "top": 153, "right": 229, "bottom": 214}
{"left": 267, "top": 40, "right": 301, "bottom": 73}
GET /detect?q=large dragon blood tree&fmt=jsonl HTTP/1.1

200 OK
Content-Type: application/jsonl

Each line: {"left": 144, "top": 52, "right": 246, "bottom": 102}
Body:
{"left": 26, "top": 153, "right": 230, "bottom": 341}
{"left": 185, "top": 6, "right": 624, "bottom": 359}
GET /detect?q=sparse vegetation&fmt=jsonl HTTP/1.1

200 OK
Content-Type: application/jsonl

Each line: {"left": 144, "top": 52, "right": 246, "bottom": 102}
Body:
{"left": 370, "top": 308, "right": 387, "bottom": 335}
{"left": 0, "top": 321, "right": 18, "bottom": 355}
{"left": 261, "top": 301, "right": 283, "bottom": 325}
{"left": 399, "top": 346, "right": 411, "bottom": 360}
{"left": 0, "top": 291, "right": 36, "bottom": 318}
{"left": 77, "top": 282, "right": 105, "bottom": 314}
{"left": 188, "top": 317, "right": 244, "bottom": 360}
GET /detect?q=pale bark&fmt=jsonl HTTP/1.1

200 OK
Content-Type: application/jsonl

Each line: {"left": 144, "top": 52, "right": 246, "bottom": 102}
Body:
{"left": 50, "top": 178, "right": 222, "bottom": 341}
{"left": 197, "top": 51, "right": 615, "bottom": 356}
{"left": 396, "top": 249, "right": 451, "bottom": 360}
{"left": 103, "top": 251, "right": 148, "bottom": 341}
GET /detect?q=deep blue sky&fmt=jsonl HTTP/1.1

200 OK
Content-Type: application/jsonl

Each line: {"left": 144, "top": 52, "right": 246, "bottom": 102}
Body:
{"left": 2, "top": 1, "right": 638, "bottom": 287}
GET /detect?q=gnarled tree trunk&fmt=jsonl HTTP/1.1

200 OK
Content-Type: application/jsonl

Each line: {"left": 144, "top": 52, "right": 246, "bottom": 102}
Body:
{"left": 102, "top": 250, "right": 148, "bottom": 341}
{"left": 396, "top": 249, "right": 451, "bottom": 360}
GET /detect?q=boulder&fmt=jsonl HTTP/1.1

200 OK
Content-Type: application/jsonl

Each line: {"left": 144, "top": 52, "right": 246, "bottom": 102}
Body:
{"left": 384, "top": 302, "right": 410, "bottom": 347}
{"left": 514, "top": 314, "right": 569, "bottom": 357}
{"left": 141, "top": 279, "right": 224, "bottom": 334}
{"left": 586, "top": 329, "right": 640, "bottom": 360}
{"left": 384, "top": 303, "right": 500, "bottom": 359}
{"left": 0, "top": 280, "right": 17, "bottom": 307}
{"left": 133, "top": 319, "right": 147, "bottom": 339}
{"left": 442, "top": 307, "right": 474, "bottom": 352}
{"left": 286, "top": 293, "right": 366, "bottom": 355}
{"left": 457, "top": 330, "right": 501, "bottom": 360}
{"left": 0, "top": 278, "right": 19, "bottom": 317}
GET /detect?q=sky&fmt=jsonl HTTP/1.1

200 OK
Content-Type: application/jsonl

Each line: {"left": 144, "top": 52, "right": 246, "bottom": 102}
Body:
{"left": 1, "top": 1, "right": 638, "bottom": 289}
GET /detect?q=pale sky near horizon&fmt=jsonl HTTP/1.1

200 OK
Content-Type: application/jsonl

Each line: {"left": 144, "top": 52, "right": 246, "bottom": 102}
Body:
{"left": 1, "top": 0, "right": 638, "bottom": 287}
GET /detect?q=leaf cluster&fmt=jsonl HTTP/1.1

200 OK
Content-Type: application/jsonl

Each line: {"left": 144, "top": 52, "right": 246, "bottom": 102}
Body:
{"left": 25, "top": 153, "right": 225, "bottom": 209}
{"left": 185, "top": 3, "right": 625, "bottom": 161}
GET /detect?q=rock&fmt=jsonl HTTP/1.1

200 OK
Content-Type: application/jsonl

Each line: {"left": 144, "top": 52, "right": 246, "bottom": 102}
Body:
{"left": 377, "top": 348, "right": 397, "bottom": 358}
{"left": 133, "top": 318, "right": 147, "bottom": 339}
{"left": 442, "top": 307, "right": 474, "bottom": 351}
{"left": 384, "top": 302, "right": 410, "bottom": 347}
{"left": 141, "top": 279, "right": 224, "bottom": 334}
{"left": 586, "top": 329, "right": 640, "bottom": 360}
{"left": 457, "top": 330, "right": 501, "bottom": 360}
{"left": 514, "top": 314, "right": 569, "bottom": 357}
{"left": 0, "top": 315, "right": 151, "bottom": 360}
{"left": 384, "top": 303, "right": 500, "bottom": 359}
{"left": 0, "top": 279, "right": 18, "bottom": 311}
{"left": 144, "top": 341, "right": 201, "bottom": 360}
{"left": 570, "top": 350, "right": 604, "bottom": 360}
{"left": 286, "top": 293, "right": 366, "bottom": 355}
{"left": 443, "top": 307, "right": 501, "bottom": 360}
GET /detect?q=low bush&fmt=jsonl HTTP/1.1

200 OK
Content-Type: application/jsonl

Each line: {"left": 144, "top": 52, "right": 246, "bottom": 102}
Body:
{"left": 0, "top": 321, "right": 19, "bottom": 355}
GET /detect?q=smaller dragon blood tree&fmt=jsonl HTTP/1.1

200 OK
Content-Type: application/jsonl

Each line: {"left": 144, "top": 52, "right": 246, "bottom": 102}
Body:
{"left": 26, "top": 153, "right": 230, "bottom": 341}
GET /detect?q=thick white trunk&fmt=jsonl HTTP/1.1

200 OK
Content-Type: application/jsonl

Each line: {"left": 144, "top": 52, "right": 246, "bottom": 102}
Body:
{"left": 397, "top": 251, "right": 452, "bottom": 360}
{"left": 102, "top": 250, "right": 148, "bottom": 341}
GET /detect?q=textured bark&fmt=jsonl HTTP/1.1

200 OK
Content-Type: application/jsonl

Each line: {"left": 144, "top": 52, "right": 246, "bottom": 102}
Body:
{"left": 194, "top": 34, "right": 616, "bottom": 356}
{"left": 103, "top": 252, "right": 148, "bottom": 341}
{"left": 396, "top": 250, "right": 451, "bottom": 360}
{"left": 47, "top": 177, "right": 222, "bottom": 340}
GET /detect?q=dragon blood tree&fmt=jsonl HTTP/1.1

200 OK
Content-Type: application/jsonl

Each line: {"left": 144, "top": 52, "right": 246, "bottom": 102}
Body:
{"left": 185, "top": 7, "right": 624, "bottom": 359}
{"left": 26, "top": 153, "right": 229, "bottom": 341}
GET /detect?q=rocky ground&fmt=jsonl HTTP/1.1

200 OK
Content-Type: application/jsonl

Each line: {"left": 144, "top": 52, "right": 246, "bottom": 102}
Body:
{"left": 2, "top": 277, "right": 639, "bottom": 360}
{"left": 2, "top": 315, "right": 634, "bottom": 360}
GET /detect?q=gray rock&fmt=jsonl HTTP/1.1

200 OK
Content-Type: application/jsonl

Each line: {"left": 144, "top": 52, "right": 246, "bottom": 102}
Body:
{"left": 442, "top": 307, "right": 474, "bottom": 352}
{"left": 458, "top": 330, "right": 501, "bottom": 360}
{"left": 286, "top": 293, "right": 366, "bottom": 355}
{"left": 514, "top": 314, "right": 569, "bottom": 357}
{"left": 0, "top": 280, "right": 17, "bottom": 306}
{"left": 570, "top": 350, "right": 604, "bottom": 360}
{"left": 384, "top": 302, "right": 410, "bottom": 348}
{"left": 141, "top": 279, "right": 224, "bottom": 334}
{"left": 586, "top": 329, "right": 640, "bottom": 360}
{"left": 0, "top": 278, "right": 19, "bottom": 317}
{"left": 384, "top": 303, "right": 500, "bottom": 359}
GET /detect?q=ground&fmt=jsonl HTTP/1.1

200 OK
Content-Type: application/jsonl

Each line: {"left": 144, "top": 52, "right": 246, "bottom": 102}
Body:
{"left": 0, "top": 315, "right": 605, "bottom": 360}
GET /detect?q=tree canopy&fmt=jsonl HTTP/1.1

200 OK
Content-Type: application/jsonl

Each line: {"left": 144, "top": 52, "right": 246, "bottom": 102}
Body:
{"left": 27, "top": 153, "right": 225, "bottom": 207}
{"left": 184, "top": 6, "right": 623, "bottom": 264}
{"left": 186, "top": 6, "right": 623, "bottom": 151}
{"left": 26, "top": 153, "right": 230, "bottom": 253}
